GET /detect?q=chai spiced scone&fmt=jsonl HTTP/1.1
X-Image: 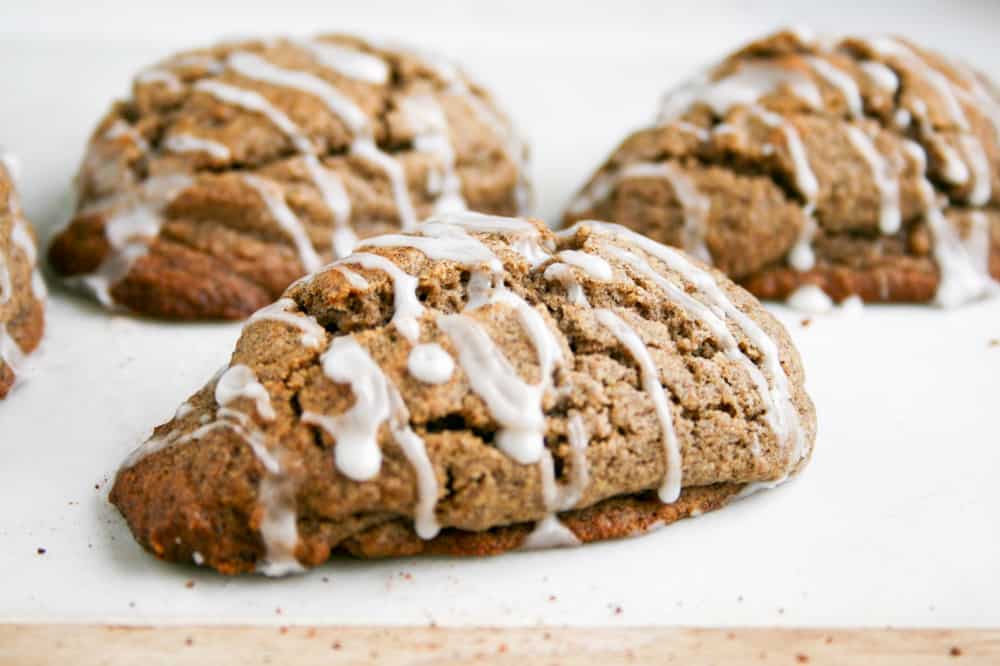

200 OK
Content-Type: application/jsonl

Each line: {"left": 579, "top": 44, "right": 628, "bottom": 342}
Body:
{"left": 1, "top": 153, "right": 46, "bottom": 399}
{"left": 110, "top": 211, "right": 815, "bottom": 575}
{"left": 49, "top": 35, "right": 530, "bottom": 320}
{"left": 565, "top": 28, "right": 1000, "bottom": 309}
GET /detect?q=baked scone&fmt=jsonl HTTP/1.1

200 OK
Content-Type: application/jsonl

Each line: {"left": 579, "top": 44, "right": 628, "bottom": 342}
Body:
{"left": 49, "top": 35, "right": 530, "bottom": 319}
{"left": 110, "top": 211, "right": 816, "bottom": 575}
{"left": 0, "top": 153, "right": 46, "bottom": 399}
{"left": 565, "top": 29, "right": 1000, "bottom": 308}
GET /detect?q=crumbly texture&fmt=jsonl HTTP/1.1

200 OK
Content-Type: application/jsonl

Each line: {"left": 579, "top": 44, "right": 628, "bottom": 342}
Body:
{"left": 110, "top": 218, "right": 816, "bottom": 574}
{"left": 49, "top": 35, "right": 530, "bottom": 320}
{"left": 0, "top": 164, "right": 44, "bottom": 399}
{"left": 564, "top": 30, "right": 1000, "bottom": 303}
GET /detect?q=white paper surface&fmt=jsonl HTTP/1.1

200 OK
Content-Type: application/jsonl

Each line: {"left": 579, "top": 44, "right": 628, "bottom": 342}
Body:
{"left": 1, "top": 0, "right": 998, "bottom": 627}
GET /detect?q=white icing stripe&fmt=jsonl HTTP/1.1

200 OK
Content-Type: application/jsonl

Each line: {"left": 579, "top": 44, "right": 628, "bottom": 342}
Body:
{"left": 0, "top": 324, "right": 26, "bottom": 380}
{"left": 301, "top": 154, "right": 354, "bottom": 258}
{"left": 243, "top": 175, "right": 322, "bottom": 273}
{"left": 164, "top": 134, "right": 231, "bottom": 160}
{"left": 334, "top": 266, "right": 369, "bottom": 290}
{"left": 567, "top": 162, "right": 714, "bottom": 261}
{"left": 595, "top": 308, "right": 682, "bottom": 503}
{"left": 247, "top": 298, "right": 326, "bottom": 349}
{"left": 555, "top": 250, "right": 613, "bottom": 281}
{"left": 786, "top": 284, "right": 835, "bottom": 314}
{"left": 871, "top": 38, "right": 970, "bottom": 130}
{"left": 0, "top": 253, "right": 10, "bottom": 304}
{"left": 359, "top": 229, "right": 501, "bottom": 271}
{"left": 403, "top": 94, "right": 466, "bottom": 214}
{"left": 256, "top": 475, "right": 305, "bottom": 576}
{"left": 292, "top": 38, "right": 390, "bottom": 84}
{"left": 302, "top": 336, "right": 389, "bottom": 481}
{"left": 105, "top": 119, "right": 151, "bottom": 153}
{"left": 386, "top": 386, "right": 440, "bottom": 539}
{"left": 194, "top": 80, "right": 313, "bottom": 153}
{"left": 436, "top": 311, "right": 548, "bottom": 465}
{"left": 750, "top": 107, "right": 819, "bottom": 203}
{"left": 959, "top": 134, "right": 992, "bottom": 206}
{"left": 407, "top": 343, "right": 455, "bottom": 384}
{"left": 966, "top": 212, "right": 994, "bottom": 278}
{"left": 659, "top": 62, "right": 822, "bottom": 121}
{"left": 860, "top": 61, "right": 899, "bottom": 94}
{"left": 215, "top": 364, "right": 276, "bottom": 420}
{"left": 844, "top": 125, "right": 902, "bottom": 234}
{"left": 603, "top": 243, "right": 785, "bottom": 454}
{"left": 543, "top": 263, "right": 589, "bottom": 306}
{"left": 574, "top": 221, "right": 806, "bottom": 468}
{"left": 302, "top": 336, "right": 441, "bottom": 538}
{"left": 789, "top": 204, "right": 818, "bottom": 271}
{"left": 806, "top": 56, "right": 863, "bottom": 117}
{"left": 135, "top": 68, "right": 182, "bottom": 91}
{"left": 901, "top": 140, "right": 998, "bottom": 306}
{"left": 228, "top": 52, "right": 368, "bottom": 133}
{"left": 349, "top": 138, "right": 418, "bottom": 231}
{"left": 338, "top": 252, "right": 423, "bottom": 342}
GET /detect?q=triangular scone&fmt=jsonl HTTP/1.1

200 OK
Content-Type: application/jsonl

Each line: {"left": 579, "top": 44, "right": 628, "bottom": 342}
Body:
{"left": 1, "top": 153, "right": 46, "bottom": 398}
{"left": 111, "top": 212, "right": 816, "bottom": 575}
{"left": 48, "top": 34, "right": 530, "bottom": 319}
{"left": 564, "top": 29, "right": 1000, "bottom": 308}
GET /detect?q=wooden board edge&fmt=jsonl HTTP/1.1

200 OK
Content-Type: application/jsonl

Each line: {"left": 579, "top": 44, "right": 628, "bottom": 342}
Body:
{"left": 1, "top": 624, "right": 998, "bottom": 665}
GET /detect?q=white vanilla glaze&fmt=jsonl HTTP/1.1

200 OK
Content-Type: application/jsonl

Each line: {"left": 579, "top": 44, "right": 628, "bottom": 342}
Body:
{"left": 788, "top": 204, "right": 818, "bottom": 271}
{"left": 243, "top": 174, "right": 322, "bottom": 272}
{"left": 568, "top": 162, "right": 714, "bottom": 262}
{"left": 959, "top": 134, "right": 992, "bottom": 206}
{"left": 902, "top": 140, "right": 999, "bottom": 306}
{"left": 215, "top": 364, "right": 276, "bottom": 420}
{"left": 402, "top": 94, "right": 465, "bottom": 213}
{"left": 407, "top": 343, "right": 454, "bottom": 384}
{"left": 256, "top": 475, "right": 305, "bottom": 576}
{"left": 860, "top": 61, "right": 899, "bottom": 94}
{"left": 194, "top": 79, "right": 313, "bottom": 152}
{"left": 302, "top": 336, "right": 389, "bottom": 481}
{"left": 334, "top": 266, "right": 369, "bottom": 290}
{"left": 436, "top": 310, "right": 552, "bottom": 465}
{"left": 806, "top": 56, "right": 863, "bottom": 117}
{"left": 337, "top": 252, "right": 423, "bottom": 342}
{"left": 302, "top": 335, "right": 441, "bottom": 537}
{"left": 301, "top": 154, "right": 354, "bottom": 258}
{"left": 572, "top": 221, "right": 807, "bottom": 470}
{"left": 595, "top": 308, "right": 682, "bottom": 503}
{"left": 750, "top": 107, "right": 819, "bottom": 203}
{"left": 163, "top": 134, "right": 231, "bottom": 160}
{"left": 292, "top": 38, "right": 390, "bottom": 84}
{"left": 659, "top": 62, "right": 822, "bottom": 121}
{"left": 247, "top": 298, "right": 326, "bottom": 349}
{"left": 786, "top": 284, "right": 835, "bottom": 314}
{"left": 843, "top": 124, "right": 902, "bottom": 234}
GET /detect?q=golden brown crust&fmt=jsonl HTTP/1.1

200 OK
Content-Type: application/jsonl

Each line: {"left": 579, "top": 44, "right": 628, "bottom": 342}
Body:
{"left": 111, "top": 216, "right": 815, "bottom": 574}
{"left": 564, "top": 29, "right": 1000, "bottom": 304}
{"left": 49, "top": 35, "right": 530, "bottom": 320}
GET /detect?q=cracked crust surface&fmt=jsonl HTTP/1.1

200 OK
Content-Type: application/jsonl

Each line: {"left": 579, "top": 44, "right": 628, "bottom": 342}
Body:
{"left": 0, "top": 159, "right": 45, "bottom": 399}
{"left": 564, "top": 30, "right": 1000, "bottom": 305}
{"left": 110, "top": 215, "right": 815, "bottom": 575}
{"left": 48, "top": 34, "right": 530, "bottom": 319}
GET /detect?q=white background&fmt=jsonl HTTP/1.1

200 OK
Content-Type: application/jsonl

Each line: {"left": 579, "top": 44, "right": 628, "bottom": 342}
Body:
{"left": 1, "top": 0, "right": 998, "bottom": 626}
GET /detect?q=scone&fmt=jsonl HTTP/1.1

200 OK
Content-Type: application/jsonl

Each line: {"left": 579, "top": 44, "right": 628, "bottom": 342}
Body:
{"left": 110, "top": 211, "right": 816, "bottom": 575}
{"left": 565, "top": 29, "right": 1000, "bottom": 308}
{"left": 0, "top": 153, "right": 46, "bottom": 399}
{"left": 49, "top": 35, "right": 530, "bottom": 319}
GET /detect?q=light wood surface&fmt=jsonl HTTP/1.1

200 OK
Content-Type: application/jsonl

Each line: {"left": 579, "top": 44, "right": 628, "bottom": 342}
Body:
{"left": 1, "top": 625, "right": 997, "bottom": 665}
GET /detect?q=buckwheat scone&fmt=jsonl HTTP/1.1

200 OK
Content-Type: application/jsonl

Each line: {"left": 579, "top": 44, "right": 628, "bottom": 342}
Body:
{"left": 111, "top": 211, "right": 815, "bottom": 575}
{"left": 49, "top": 35, "right": 530, "bottom": 319}
{"left": 1, "top": 153, "right": 46, "bottom": 399}
{"left": 565, "top": 29, "right": 1000, "bottom": 308}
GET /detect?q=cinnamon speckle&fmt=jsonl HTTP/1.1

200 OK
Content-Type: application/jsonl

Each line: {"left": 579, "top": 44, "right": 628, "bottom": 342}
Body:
{"left": 989, "top": 339, "right": 999, "bottom": 348}
{"left": 796, "top": 654, "right": 809, "bottom": 663}
{"left": 279, "top": 626, "right": 288, "bottom": 635}
{"left": 332, "top": 641, "right": 342, "bottom": 650}
{"left": 36, "top": 547, "right": 46, "bottom": 555}
{"left": 184, "top": 637, "right": 193, "bottom": 647}
{"left": 275, "top": 607, "right": 283, "bottom": 615}
{"left": 801, "top": 318, "right": 812, "bottom": 328}
{"left": 824, "top": 636, "right": 833, "bottom": 644}
{"left": 184, "top": 579, "right": 195, "bottom": 589}
{"left": 950, "top": 646, "right": 962, "bottom": 657}
{"left": 548, "top": 595, "right": 557, "bottom": 602}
